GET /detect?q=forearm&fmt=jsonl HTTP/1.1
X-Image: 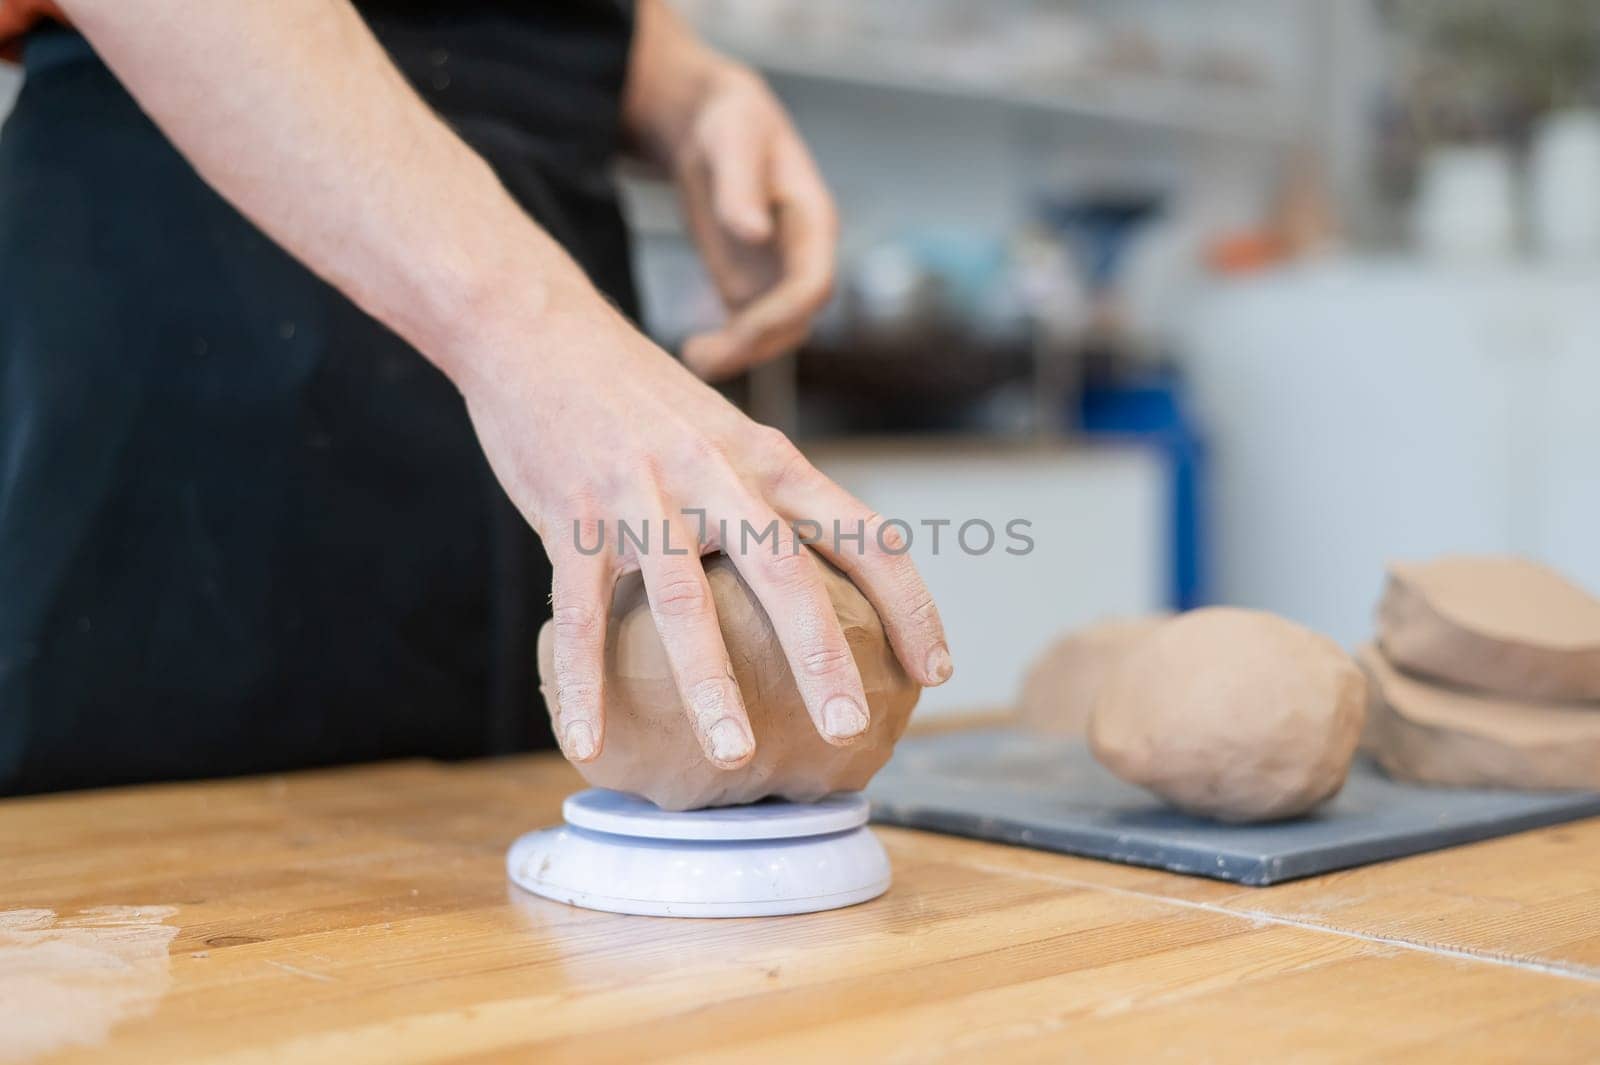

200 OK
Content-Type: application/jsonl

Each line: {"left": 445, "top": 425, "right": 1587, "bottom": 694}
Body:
{"left": 58, "top": 0, "right": 590, "bottom": 385}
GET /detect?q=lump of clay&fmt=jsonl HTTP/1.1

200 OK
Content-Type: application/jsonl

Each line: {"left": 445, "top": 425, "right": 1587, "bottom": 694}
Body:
{"left": 1089, "top": 607, "right": 1366, "bottom": 823}
{"left": 1017, "top": 616, "right": 1169, "bottom": 736}
{"left": 1378, "top": 556, "right": 1600, "bottom": 702}
{"left": 537, "top": 554, "right": 921, "bottom": 810}
{"left": 1359, "top": 645, "right": 1600, "bottom": 790}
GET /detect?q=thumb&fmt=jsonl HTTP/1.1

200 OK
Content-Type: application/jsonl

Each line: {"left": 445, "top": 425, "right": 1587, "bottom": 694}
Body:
{"left": 708, "top": 139, "right": 775, "bottom": 244}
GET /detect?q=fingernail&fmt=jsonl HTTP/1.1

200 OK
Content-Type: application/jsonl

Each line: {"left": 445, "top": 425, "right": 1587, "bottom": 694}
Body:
{"left": 824, "top": 697, "right": 869, "bottom": 740}
{"left": 563, "top": 721, "right": 597, "bottom": 761}
{"left": 925, "top": 644, "right": 954, "bottom": 685}
{"left": 708, "top": 719, "right": 753, "bottom": 764}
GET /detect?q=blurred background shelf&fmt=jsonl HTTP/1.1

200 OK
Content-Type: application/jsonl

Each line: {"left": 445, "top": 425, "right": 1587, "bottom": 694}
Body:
{"left": 705, "top": 34, "right": 1301, "bottom": 142}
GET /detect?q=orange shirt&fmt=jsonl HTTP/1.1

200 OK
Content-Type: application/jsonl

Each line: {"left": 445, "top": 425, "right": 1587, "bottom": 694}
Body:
{"left": 1, "top": 1, "right": 66, "bottom": 62}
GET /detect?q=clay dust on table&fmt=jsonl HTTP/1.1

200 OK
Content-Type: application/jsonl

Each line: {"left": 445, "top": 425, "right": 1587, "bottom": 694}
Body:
{"left": 0, "top": 905, "right": 179, "bottom": 1063}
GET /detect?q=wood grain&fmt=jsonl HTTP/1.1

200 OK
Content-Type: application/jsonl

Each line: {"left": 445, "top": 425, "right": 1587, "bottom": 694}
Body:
{"left": 4, "top": 754, "right": 1600, "bottom": 1062}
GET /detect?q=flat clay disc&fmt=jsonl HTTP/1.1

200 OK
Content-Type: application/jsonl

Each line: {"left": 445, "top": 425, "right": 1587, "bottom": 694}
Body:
{"left": 1378, "top": 556, "right": 1600, "bottom": 702}
{"left": 1359, "top": 644, "right": 1600, "bottom": 791}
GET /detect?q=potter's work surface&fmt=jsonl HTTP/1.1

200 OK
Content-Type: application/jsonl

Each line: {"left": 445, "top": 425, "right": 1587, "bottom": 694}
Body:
{"left": 869, "top": 728, "right": 1600, "bottom": 885}
{"left": 11, "top": 749, "right": 1600, "bottom": 1061}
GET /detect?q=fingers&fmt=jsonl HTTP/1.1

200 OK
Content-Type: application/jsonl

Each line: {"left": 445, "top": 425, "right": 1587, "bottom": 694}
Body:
{"left": 763, "top": 446, "right": 953, "bottom": 689}
{"left": 717, "top": 488, "right": 870, "bottom": 747}
{"left": 684, "top": 145, "right": 837, "bottom": 382}
{"left": 548, "top": 541, "right": 615, "bottom": 763}
{"left": 683, "top": 202, "right": 834, "bottom": 380}
{"left": 636, "top": 527, "right": 755, "bottom": 769}
{"left": 708, "top": 134, "right": 774, "bottom": 243}
{"left": 675, "top": 139, "right": 776, "bottom": 312}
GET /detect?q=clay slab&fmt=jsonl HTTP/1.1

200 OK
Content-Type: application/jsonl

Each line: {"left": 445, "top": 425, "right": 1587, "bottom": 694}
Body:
{"left": 1359, "top": 645, "right": 1600, "bottom": 790}
{"left": 1378, "top": 556, "right": 1600, "bottom": 701}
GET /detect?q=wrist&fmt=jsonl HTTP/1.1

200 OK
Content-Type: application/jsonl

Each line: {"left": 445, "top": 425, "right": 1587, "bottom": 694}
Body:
{"left": 622, "top": 2, "right": 751, "bottom": 166}
{"left": 418, "top": 228, "right": 602, "bottom": 396}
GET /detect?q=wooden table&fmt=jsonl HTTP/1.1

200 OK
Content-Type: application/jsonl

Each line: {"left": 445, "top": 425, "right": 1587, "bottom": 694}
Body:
{"left": 5, "top": 753, "right": 1600, "bottom": 1063}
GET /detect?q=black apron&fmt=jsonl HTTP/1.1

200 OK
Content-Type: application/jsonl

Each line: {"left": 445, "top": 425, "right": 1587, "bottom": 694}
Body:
{"left": 0, "top": 2, "right": 639, "bottom": 794}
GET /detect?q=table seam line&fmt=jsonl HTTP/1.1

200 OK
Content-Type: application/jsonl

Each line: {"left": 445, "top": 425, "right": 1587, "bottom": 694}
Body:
{"left": 956, "top": 858, "right": 1600, "bottom": 985}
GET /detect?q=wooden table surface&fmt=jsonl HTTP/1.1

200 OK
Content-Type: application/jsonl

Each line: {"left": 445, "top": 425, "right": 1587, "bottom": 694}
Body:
{"left": 6, "top": 751, "right": 1600, "bottom": 1063}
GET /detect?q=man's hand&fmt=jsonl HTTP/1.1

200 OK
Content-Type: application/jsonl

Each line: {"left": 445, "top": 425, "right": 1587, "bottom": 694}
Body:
{"left": 454, "top": 284, "right": 951, "bottom": 768}
{"left": 624, "top": 0, "right": 836, "bottom": 382}
{"left": 664, "top": 68, "right": 836, "bottom": 383}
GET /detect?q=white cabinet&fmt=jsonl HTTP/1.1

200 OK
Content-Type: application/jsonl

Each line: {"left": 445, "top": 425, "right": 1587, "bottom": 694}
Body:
{"left": 1180, "top": 259, "right": 1600, "bottom": 647}
{"left": 812, "top": 441, "right": 1166, "bottom": 716}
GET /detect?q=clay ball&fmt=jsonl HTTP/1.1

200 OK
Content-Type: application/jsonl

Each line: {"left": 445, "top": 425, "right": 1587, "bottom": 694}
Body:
{"left": 1088, "top": 607, "right": 1367, "bottom": 823}
{"left": 537, "top": 554, "right": 921, "bottom": 811}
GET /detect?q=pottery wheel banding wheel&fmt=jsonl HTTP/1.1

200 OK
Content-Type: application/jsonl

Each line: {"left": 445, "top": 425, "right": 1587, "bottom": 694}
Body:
{"left": 507, "top": 789, "right": 890, "bottom": 917}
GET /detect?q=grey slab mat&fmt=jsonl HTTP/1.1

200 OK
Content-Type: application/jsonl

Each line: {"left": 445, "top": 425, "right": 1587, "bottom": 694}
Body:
{"left": 866, "top": 728, "right": 1600, "bottom": 886}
